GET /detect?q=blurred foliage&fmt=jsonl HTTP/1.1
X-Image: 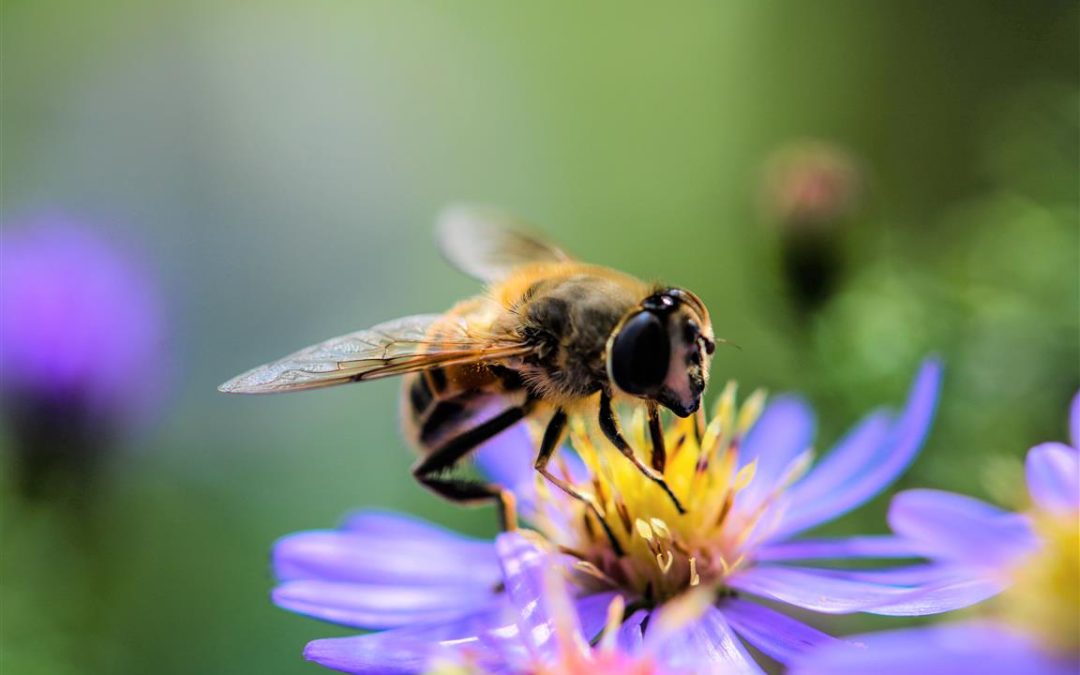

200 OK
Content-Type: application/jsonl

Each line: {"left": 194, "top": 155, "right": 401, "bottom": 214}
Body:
{"left": 1, "top": 2, "right": 1077, "bottom": 674}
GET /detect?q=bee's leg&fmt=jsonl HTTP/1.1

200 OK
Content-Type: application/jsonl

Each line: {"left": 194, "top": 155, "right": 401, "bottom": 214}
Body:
{"left": 647, "top": 402, "right": 666, "bottom": 472}
{"left": 412, "top": 404, "right": 531, "bottom": 531}
{"left": 598, "top": 392, "right": 687, "bottom": 515}
{"left": 534, "top": 409, "right": 625, "bottom": 556}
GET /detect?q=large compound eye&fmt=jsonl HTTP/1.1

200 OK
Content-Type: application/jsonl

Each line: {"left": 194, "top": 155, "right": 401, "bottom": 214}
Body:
{"left": 610, "top": 311, "right": 670, "bottom": 396}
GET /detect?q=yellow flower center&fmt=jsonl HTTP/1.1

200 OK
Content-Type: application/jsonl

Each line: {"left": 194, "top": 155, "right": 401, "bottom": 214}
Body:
{"left": 996, "top": 511, "right": 1080, "bottom": 658}
{"left": 531, "top": 383, "right": 804, "bottom": 604}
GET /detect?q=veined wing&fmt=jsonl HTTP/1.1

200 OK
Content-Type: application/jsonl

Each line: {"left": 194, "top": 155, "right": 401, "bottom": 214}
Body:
{"left": 218, "top": 314, "right": 529, "bottom": 394}
{"left": 436, "top": 204, "right": 571, "bottom": 283}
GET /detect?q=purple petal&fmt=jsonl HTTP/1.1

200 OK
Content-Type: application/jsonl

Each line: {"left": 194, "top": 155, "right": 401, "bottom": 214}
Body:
{"left": 888, "top": 489, "right": 1037, "bottom": 568}
{"left": 338, "top": 510, "right": 489, "bottom": 543}
{"left": 722, "top": 598, "right": 839, "bottom": 664}
{"left": 776, "top": 410, "right": 893, "bottom": 531}
{"left": 736, "top": 396, "right": 816, "bottom": 509}
{"left": 574, "top": 591, "right": 622, "bottom": 641}
{"left": 273, "top": 579, "right": 496, "bottom": 629}
{"left": 1026, "top": 442, "right": 1079, "bottom": 514}
{"left": 495, "top": 532, "right": 561, "bottom": 662}
{"left": 303, "top": 606, "right": 511, "bottom": 675}
{"left": 1071, "top": 391, "right": 1079, "bottom": 449}
{"left": 616, "top": 609, "right": 648, "bottom": 655}
{"left": 866, "top": 577, "right": 1005, "bottom": 616}
{"left": 273, "top": 529, "right": 499, "bottom": 586}
{"left": 474, "top": 422, "right": 536, "bottom": 499}
{"left": 790, "top": 622, "right": 1076, "bottom": 675}
{"left": 491, "top": 533, "right": 619, "bottom": 664}
{"left": 650, "top": 605, "right": 764, "bottom": 674}
{"left": 730, "top": 564, "right": 902, "bottom": 613}
{"left": 756, "top": 535, "right": 924, "bottom": 562}
{"left": 474, "top": 424, "right": 590, "bottom": 520}
{"left": 804, "top": 563, "right": 971, "bottom": 586}
{"left": 728, "top": 563, "right": 1002, "bottom": 616}
{"left": 775, "top": 359, "right": 943, "bottom": 538}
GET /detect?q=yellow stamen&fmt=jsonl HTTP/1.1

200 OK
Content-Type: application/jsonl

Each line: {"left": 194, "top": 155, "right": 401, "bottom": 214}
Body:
{"left": 735, "top": 390, "right": 766, "bottom": 436}
{"left": 997, "top": 512, "right": 1079, "bottom": 657}
{"left": 733, "top": 459, "right": 757, "bottom": 491}
{"left": 533, "top": 385, "right": 786, "bottom": 603}
{"left": 635, "top": 518, "right": 654, "bottom": 542}
{"left": 598, "top": 595, "right": 625, "bottom": 653}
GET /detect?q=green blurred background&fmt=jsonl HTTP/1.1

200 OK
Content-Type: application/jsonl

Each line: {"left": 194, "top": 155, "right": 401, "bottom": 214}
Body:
{"left": 2, "top": 2, "right": 1077, "bottom": 673}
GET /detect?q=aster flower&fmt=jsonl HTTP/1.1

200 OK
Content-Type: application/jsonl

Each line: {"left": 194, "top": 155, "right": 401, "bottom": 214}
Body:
{"left": 274, "top": 358, "right": 983, "bottom": 673}
{"left": 0, "top": 212, "right": 167, "bottom": 498}
{"left": 791, "top": 392, "right": 1080, "bottom": 675}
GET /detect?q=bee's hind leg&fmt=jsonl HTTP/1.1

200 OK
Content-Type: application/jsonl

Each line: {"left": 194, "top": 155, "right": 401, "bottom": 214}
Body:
{"left": 534, "top": 408, "right": 625, "bottom": 556}
{"left": 598, "top": 391, "right": 687, "bottom": 515}
{"left": 412, "top": 404, "right": 530, "bottom": 531}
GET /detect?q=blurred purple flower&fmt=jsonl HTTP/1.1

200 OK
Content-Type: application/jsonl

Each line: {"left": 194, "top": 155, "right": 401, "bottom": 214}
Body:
{"left": 1, "top": 211, "right": 167, "bottom": 495}
{"left": 271, "top": 359, "right": 989, "bottom": 673}
{"left": 792, "top": 393, "right": 1080, "bottom": 675}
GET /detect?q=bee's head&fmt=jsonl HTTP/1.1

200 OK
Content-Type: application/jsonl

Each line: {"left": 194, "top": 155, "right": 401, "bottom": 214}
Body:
{"left": 606, "top": 288, "right": 715, "bottom": 417}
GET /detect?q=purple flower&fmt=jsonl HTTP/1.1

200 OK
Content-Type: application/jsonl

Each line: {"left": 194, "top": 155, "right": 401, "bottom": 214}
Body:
{"left": 791, "top": 393, "right": 1080, "bottom": 675}
{"left": 1, "top": 212, "right": 167, "bottom": 496}
{"left": 274, "top": 359, "right": 981, "bottom": 673}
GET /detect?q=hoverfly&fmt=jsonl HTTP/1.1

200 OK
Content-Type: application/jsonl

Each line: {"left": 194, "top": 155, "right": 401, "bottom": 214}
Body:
{"left": 220, "top": 207, "right": 717, "bottom": 529}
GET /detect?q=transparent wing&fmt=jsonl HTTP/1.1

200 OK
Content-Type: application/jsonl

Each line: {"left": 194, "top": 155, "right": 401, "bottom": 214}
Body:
{"left": 436, "top": 204, "right": 571, "bottom": 282}
{"left": 218, "top": 314, "right": 530, "bottom": 394}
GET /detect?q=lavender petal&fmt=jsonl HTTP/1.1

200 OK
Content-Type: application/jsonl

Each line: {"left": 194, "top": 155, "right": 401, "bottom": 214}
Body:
{"left": 722, "top": 598, "right": 839, "bottom": 664}
{"left": 1071, "top": 391, "right": 1079, "bottom": 449}
{"left": 774, "top": 359, "right": 942, "bottom": 539}
{"left": 728, "top": 562, "right": 1001, "bottom": 616}
{"left": 790, "top": 622, "right": 1076, "bottom": 675}
{"left": 302, "top": 606, "right": 512, "bottom": 675}
{"left": 273, "top": 529, "right": 499, "bottom": 586}
{"left": 273, "top": 579, "right": 496, "bottom": 629}
{"left": 495, "top": 532, "right": 561, "bottom": 662}
{"left": 755, "top": 535, "right": 924, "bottom": 562}
{"left": 887, "top": 488, "right": 1037, "bottom": 567}
{"left": 1025, "top": 442, "right": 1080, "bottom": 514}
{"left": 736, "top": 395, "right": 816, "bottom": 510}
{"left": 650, "top": 606, "right": 764, "bottom": 674}
{"left": 616, "top": 609, "right": 648, "bottom": 655}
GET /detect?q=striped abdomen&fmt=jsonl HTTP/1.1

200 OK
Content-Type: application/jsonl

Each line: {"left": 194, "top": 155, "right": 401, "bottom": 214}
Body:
{"left": 400, "top": 364, "right": 527, "bottom": 455}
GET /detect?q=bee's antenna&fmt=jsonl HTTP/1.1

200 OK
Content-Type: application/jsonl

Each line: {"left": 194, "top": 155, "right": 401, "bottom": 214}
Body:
{"left": 714, "top": 337, "right": 742, "bottom": 351}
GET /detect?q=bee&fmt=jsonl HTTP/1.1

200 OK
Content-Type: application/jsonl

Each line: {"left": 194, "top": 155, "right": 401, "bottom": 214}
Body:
{"left": 220, "top": 206, "right": 717, "bottom": 530}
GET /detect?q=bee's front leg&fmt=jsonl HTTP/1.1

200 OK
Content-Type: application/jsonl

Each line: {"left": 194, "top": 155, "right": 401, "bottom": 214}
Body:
{"left": 647, "top": 402, "right": 666, "bottom": 472}
{"left": 533, "top": 408, "right": 624, "bottom": 555}
{"left": 598, "top": 391, "right": 687, "bottom": 515}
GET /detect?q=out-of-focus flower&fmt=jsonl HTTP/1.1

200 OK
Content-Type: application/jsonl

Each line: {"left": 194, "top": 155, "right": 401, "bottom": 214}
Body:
{"left": 424, "top": 531, "right": 700, "bottom": 675}
{"left": 759, "top": 140, "right": 861, "bottom": 231}
{"left": 0, "top": 211, "right": 167, "bottom": 498}
{"left": 272, "top": 359, "right": 993, "bottom": 673}
{"left": 791, "top": 393, "right": 1080, "bottom": 675}
{"left": 758, "top": 139, "right": 863, "bottom": 317}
